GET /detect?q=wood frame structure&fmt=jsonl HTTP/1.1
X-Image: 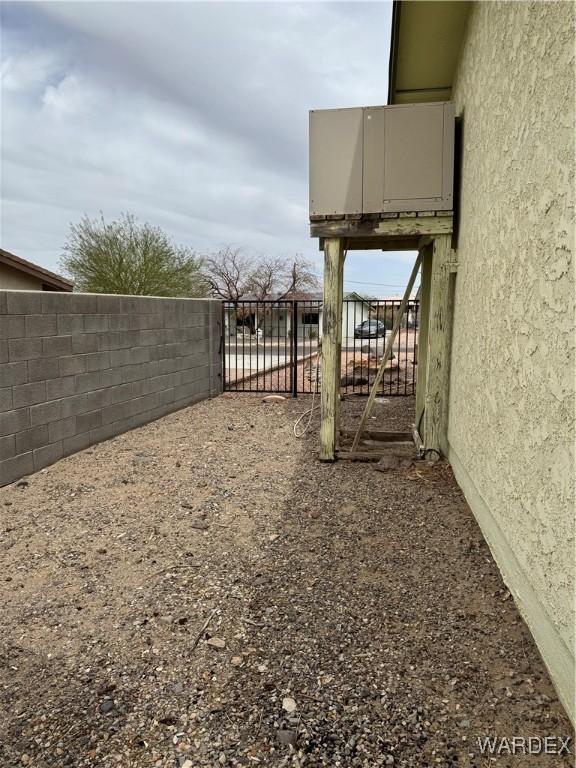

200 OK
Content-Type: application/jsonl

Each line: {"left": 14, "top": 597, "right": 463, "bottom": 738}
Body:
{"left": 314, "top": 212, "right": 457, "bottom": 461}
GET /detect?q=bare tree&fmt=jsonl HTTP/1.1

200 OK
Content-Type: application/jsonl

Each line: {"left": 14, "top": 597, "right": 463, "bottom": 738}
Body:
{"left": 247, "top": 255, "right": 285, "bottom": 300}
{"left": 204, "top": 248, "right": 320, "bottom": 302}
{"left": 278, "top": 256, "right": 320, "bottom": 299}
{"left": 203, "top": 246, "right": 254, "bottom": 301}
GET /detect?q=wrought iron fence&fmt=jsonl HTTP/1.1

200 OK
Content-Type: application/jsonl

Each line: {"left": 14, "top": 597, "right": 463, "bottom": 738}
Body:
{"left": 222, "top": 299, "right": 419, "bottom": 397}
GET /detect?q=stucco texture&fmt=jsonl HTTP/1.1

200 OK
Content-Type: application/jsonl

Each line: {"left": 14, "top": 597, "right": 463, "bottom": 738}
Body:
{"left": 449, "top": 2, "right": 575, "bottom": 716}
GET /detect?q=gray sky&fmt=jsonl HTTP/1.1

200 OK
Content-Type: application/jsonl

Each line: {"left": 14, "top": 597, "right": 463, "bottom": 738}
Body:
{"left": 1, "top": 1, "right": 415, "bottom": 295}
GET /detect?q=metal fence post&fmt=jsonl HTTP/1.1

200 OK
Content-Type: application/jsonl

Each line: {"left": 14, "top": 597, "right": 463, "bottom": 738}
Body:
{"left": 292, "top": 300, "right": 298, "bottom": 398}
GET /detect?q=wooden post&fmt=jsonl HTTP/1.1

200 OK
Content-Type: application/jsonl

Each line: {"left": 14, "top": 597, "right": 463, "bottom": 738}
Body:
{"left": 423, "top": 233, "right": 455, "bottom": 455}
{"left": 415, "top": 242, "right": 433, "bottom": 434}
{"left": 319, "top": 237, "right": 345, "bottom": 460}
{"left": 334, "top": 248, "right": 345, "bottom": 446}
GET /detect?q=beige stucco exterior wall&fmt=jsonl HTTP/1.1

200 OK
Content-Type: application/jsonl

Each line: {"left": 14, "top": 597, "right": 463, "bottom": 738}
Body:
{"left": 449, "top": 2, "right": 575, "bottom": 720}
{"left": 0, "top": 263, "right": 44, "bottom": 290}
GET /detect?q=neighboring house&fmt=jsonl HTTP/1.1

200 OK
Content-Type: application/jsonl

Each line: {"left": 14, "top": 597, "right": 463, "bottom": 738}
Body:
{"left": 224, "top": 291, "right": 391, "bottom": 341}
{"left": 0, "top": 248, "right": 73, "bottom": 292}
{"left": 388, "top": 1, "right": 574, "bottom": 720}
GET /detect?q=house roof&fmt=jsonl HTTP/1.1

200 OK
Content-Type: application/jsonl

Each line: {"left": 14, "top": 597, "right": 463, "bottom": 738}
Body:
{"left": 388, "top": 0, "right": 471, "bottom": 105}
{"left": 0, "top": 248, "right": 74, "bottom": 291}
{"left": 343, "top": 291, "right": 373, "bottom": 305}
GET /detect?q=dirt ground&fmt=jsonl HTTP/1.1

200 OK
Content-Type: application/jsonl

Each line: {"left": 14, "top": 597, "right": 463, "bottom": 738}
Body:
{"left": 0, "top": 394, "right": 572, "bottom": 768}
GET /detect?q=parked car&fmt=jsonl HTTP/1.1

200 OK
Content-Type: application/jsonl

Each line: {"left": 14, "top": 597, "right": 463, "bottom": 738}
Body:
{"left": 354, "top": 320, "right": 386, "bottom": 339}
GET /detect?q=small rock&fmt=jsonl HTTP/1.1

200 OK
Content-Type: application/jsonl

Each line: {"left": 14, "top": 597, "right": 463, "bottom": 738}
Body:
{"left": 191, "top": 520, "right": 209, "bottom": 530}
{"left": 206, "top": 637, "right": 226, "bottom": 650}
{"left": 20, "top": 755, "right": 30, "bottom": 765}
{"left": 277, "top": 729, "right": 298, "bottom": 746}
{"left": 159, "top": 615, "right": 174, "bottom": 625}
{"left": 99, "top": 698, "right": 115, "bottom": 714}
{"left": 458, "top": 719, "right": 470, "bottom": 728}
{"left": 262, "top": 395, "right": 286, "bottom": 403}
{"left": 231, "top": 656, "right": 243, "bottom": 667}
{"left": 385, "top": 755, "right": 395, "bottom": 765}
{"left": 282, "top": 697, "right": 297, "bottom": 713}
{"left": 181, "top": 760, "right": 193, "bottom": 768}
{"left": 16, "top": 480, "right": 29, "bottom": 489}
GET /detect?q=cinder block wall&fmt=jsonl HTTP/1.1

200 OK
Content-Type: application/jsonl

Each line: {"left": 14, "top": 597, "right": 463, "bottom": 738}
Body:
{"left": 0, "top": 291, "right": 222, "bottom": 486}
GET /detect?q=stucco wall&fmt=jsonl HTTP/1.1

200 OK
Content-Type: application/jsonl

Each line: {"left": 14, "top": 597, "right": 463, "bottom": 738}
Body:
{"left": 449, "top": 2, "right": 575, "bottom": 719}
{"left": 0, "top": 291, "right": 222, "bottom": 486}
{"left": 0, "top": 263, "right": 44, "bottom": 291}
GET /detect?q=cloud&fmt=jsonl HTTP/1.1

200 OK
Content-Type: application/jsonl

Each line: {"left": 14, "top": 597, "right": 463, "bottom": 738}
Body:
{"left": 0, "top": 1, "right": 415, "bottom": 293}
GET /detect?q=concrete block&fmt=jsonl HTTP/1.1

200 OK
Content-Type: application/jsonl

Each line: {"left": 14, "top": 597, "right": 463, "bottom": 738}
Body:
{"left": 85, "top": 388, "right": 113, "bottom": 411}
{"left": 26, "top": 314, "right": 57, "bottom": 337}
{"left": 0, "top": 388, "right": 13, "bottom": 412}
{"left": 109, "top": 348, "right": 130, "bottom": 367}
{"left": 101, "top": 400, "right": 133, "bottom": 425}
{"left": 59, "top": 355, "right": 86, "bottom": 377}
{"left": 0, "top": 340, "right": 7, "bottom": 363}
{"left": 158, "top": 386, "right": 176, "bottom": 406}
{"left": 62, "top": 431, "right": 90, "bottom": 457}
{"left": 15, "top": 424, "right": 49, "bottom": 453}
{"left": 129, "top": 346, "right": 151, "bottom": 365}
{"left": 84, "top": 314, "right": 108, "bottom": 332}
{"left": 57, "top": 314, "right": 85, "bottom": 335}
{"left": 28, "top": 357, "right": 60, "bottom": 383}
{"left": 9, "top": 337, "right": 42, "bottom": 361}
{"left": 100, "top": 368, "right": 123, "bottom": 388}
{"left": 61, "top": 394, "right": 89, "bottom": 418}
{"left": 48, "top": 416, "right": 77, "bottom": 443}
{"left": 42, "top": 336, "right": 72, "bottom": 358}
{"left": 96, "top": 294, "right": 121, "bottom": 314}
{"left": 76, "top": 410, "right": 102, "bottom": 433}
{"left": 41, "top": 293, "right": 70, "bottom": 313}
{"left": 0, "top": 452, "right": 34, "bottom": 486}
{"left": 90, "top": 417, "right": 132, "bottom": 445}
{"left": 46, "top": 376, "right": 76, "bottom": 401}
{"left": 85, "top": 351, "right": 110, "bottom": 372}
{"left": 0, "top": 434, "right": 16, "bottom": 461}
{"left": 0, "top": 361, "right": 27, "bottom": 386}
{"left": 13, "top": 380, "right": 46, "bottom": 408}
{"left": 0, "top": 293, "right": 6, "bottom": 314}
{"left": 67, "top": 294, "right": 98, "bottom": 314}
{"left": 107, "top": 383, "right": 133, "bottom": 404}
{"left": 30, "top": 399, "right": 62, "bottom": 426}
{"left": 75, "top": 371, "right": 102, "bottom": 394}
{"left": 33, "top": 441, "right": 63, "bottom": 472}
{"left": 100, "top": 330, "right": 141, "bottom": 351}
{"left": 0, "top": 407, "right": 30, "bottom": 437}
{"left": 108, "top": 314, "right": 133, "bottom": 331}
{"left": 6, "top": 292, "right": 42, "bottom": 314}
{"left": 71, "top": 334, "right": 99, "bottom": 354}
{"left": 0, "top": 315, "right": 25, "bottom": 339}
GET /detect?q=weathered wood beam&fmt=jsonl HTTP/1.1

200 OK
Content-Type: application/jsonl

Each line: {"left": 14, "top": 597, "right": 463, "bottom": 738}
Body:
{"left": 311, "top": 215, "right": 452, "bottom": 240}
{"left": 415, "top": 242, "right": 432, "bottom": 433}
{"left": 339, "top": 429, "right": 412, "bottom": 442}
{"left": 422, "top": 234, "right": 457, "bottom": 455}
{"left": 319, "top": 237, "right": 421, "bottom": 251}
{"left": 319, "top": 238, "right": 345, "bottom": 461}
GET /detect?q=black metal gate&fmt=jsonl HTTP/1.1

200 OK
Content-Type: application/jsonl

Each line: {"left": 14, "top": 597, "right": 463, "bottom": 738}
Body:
{"left": 222, "top": 299, "right": 419, "bottom": 397}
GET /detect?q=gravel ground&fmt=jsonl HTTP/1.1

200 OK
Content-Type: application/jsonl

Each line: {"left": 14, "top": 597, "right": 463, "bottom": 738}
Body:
{"left": 0, "top": 394, "right": 572, "bottom": 768}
